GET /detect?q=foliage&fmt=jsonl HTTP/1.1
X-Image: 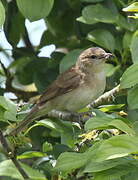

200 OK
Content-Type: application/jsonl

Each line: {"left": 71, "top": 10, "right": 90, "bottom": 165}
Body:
{"left": 0, "top": 0, "right": 138, "bottom": 179}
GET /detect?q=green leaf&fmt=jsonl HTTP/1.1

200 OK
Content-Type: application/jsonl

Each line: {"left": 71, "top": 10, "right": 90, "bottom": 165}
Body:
{"left": 99, "top": 104, "right": 124, "bottom": 112}
{"left": 60, "top": 49, "right": 83, "bottom": 73}
{"left": 85, "top": 117, "right": 114, "bottom": 130}
{"left": 120, "top": 64, "right": 138, "bottom": 89}
{"left": 30, "top": 119, "right": 75, "bottom": 147}
{"left": 87, "top": 29, "right": 115, "bottom": 52}
{"left": 0, "top": 96, "right": 17, "bottom": 122}
{"left": 94, "top": 135, "right": 138, "bottom": 162}
{"left": 128, "top": 85, "right": 138, "bottom": 110}
{"left": 54, "top": 152, "right": 87, "bottom": 172}
{"left": 123, "top": 32, "right": 133, "bottom": 49}
{"left": 123, "top": 171, "right": 138, "bottom": 180}
{"left": 85, "top": 117, "right": 134, "bottom": 135}
{"left": 116, "top": 14, "right": 135, "bottom": 31}
{"left": 16, "top": 0, "right": 54, "bottom": 21}
{"left": 17, "top": 151, "right": 46, "bottom": 159}
{"left": 76, "top": 16, "right": 88, "bottom": 24}
{"left": 0, "top": 160, "right": 47, "bottom": 180}
{"left": 42, "top": 142, "right": 53, "bottom": 152}
{"left": 130, "top": 31, "right": 138, "bottom": 63}
{"left": 0, "top": 1, "right": 5, "bottom": 28}
{"left": 84, "top": 157, "right": 133, "bottom": 173}
{"left": 94, "top": 163, "right": 137, "bottom": 180}
{"left": 104, "top": 64, "right": 120, "bottom": 77}
{"left": 82, "top": 4, "right": 117, "bottom": 24}
{"left": 123, "top": 2, "right": 138, "bottom": 12}
{"left": 109, "top": 120, "right": 135, "bottom": 135}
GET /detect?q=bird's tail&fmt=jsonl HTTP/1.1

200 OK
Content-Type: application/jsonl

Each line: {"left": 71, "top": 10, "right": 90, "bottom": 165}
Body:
{"left": 8, "top": 105, "right": 39, "bottom": 136}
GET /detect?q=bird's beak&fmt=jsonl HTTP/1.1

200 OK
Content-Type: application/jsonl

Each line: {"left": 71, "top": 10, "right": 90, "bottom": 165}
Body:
{"left": 104, "top": 53, "right": 114, "bottom": 60}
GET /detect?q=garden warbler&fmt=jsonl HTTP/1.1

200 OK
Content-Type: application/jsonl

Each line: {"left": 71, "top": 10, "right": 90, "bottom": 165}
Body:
{"left": 9, "top": 47, "right": 113, "bottom": 136}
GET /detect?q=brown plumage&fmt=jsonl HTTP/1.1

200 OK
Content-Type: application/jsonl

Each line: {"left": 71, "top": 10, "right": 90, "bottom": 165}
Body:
{"left": 9, "top": 47, "right": 113, "bottom": 136}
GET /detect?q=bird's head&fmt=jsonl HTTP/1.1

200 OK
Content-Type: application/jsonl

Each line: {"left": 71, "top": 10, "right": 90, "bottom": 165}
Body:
{"left": 76, "top": 47, "right": 113, "bottom": 72}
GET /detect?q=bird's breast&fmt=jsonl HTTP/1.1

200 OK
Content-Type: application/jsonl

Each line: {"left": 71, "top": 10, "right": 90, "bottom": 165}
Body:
{"left": 47, "top": 71, "right": 106, "bottom": 112}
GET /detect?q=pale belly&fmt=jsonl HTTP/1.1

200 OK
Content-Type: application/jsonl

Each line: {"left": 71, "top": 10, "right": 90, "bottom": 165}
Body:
{"left": 46, "top": 73, "right": 106, "bottom": 112}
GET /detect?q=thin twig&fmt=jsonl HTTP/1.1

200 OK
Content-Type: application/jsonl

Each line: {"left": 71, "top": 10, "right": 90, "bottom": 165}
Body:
{"left": 0, "top": 130, "right": 29, "bottom": 179}
{"left": 87, "top": 84, "right": 122, "bottom": 108}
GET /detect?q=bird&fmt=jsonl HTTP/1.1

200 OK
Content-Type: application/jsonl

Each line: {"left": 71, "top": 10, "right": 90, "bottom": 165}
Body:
{"left": 9, "top": 47, "right": 113, "bottom": 136}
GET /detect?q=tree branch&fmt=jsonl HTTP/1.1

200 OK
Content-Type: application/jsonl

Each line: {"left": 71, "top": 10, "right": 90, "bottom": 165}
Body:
{"left": 0, "top": 130, "right": 29, "bottom": 179}
{"left": 87, "top": 84, "right": 122, "bottom": 108}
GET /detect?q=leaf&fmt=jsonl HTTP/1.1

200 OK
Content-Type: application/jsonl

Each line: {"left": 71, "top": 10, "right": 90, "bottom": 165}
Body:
{"left": 85, "top": 117, "right": 114, "bottom": 130}
{"left": 42, "top": 142, "right": 53, "bottom": 152}
{"left": 94, "top": 135, "right": 138, "bottom": 162}
{"left": 94, "top": 163, "right": 137, "bottom": 180}
{"left": 99, "top": 104, "right": 125, "bottom": 112}
{"left": 59, "top": 49, "right": 83, "bottom": 73}
{"left": 82, "top": 4, "right": 117, "bottom": 24}
{"left": 123, "top": 171, "right": 138, "bottom": 180}
{"left": 7, "top": 12, "right": 25, "bottom": 47}
{"left": 0, "top": 160, "right": 47, "bottom": 180}
{"left": 54, "top": 152, "right": 87, "bottom": 172}
{"left": 123, "top": 2, "right": 138, "bottom": 12}
{"left": 123, "top": 32, "right": 133, "bottom": 49}
{"left": 0, "top": 96, "right": 17, "bottom": 122}
{"left": 87, "top": 29, "right": 115, "bottom": 52}
{"left": 120, "top": 64, "right": 138, "bottom": 89}
{"left": 84, "top": 157, "right": 133, "bottom": 173}
{"left": 81, "top": 0, "right": 104, "bottom": 2}
{"left": 85, "top": 117, "right": 134, "bottom": 135}
{"left": 0, "top": 1, "right": 5, "bottom": 28}
{"left": 128, "top": 85, "right": 138, "bottom": 110}
{"left": 76, "top": 16, "right": 88, "bottom": 24}
{"left": 17, "top": 151, "right": 46, "bottom": 159}
{"left": 116, "top": 14, "right": 135, "bottom": 31}
{"left": 30, "top": 119, "right": 75, "bottom": 147}
{"left": 109, "top": 120, "right": 135, "bottom": 135}
{"left": 16, "top": 0, "right": 54, "bottom": 21}
{"left": 130, "top": 31, "right": 138, "bottom": 63}
{"left": 104, "top": 64, "right": 120, "bottom": 77}
{"left": 128, "top": 14, "right": 138, "bottom": 19}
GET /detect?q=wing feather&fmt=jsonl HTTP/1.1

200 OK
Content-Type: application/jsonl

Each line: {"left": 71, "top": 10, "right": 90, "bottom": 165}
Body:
{"left": 38, "top": 66, "right": 84, "bottom": 106}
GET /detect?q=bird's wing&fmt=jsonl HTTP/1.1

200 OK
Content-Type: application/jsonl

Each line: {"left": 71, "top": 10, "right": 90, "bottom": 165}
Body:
{"left": 37, "top": 66, "right": 84, "bottom": 106}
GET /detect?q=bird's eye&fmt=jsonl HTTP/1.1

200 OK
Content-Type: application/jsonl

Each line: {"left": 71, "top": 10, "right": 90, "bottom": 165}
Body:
{"left": 90, "top": 55, "right": 97, "bottom": 59}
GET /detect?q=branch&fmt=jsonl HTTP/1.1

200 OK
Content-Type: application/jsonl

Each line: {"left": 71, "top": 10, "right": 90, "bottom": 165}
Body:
{"left": 0, "top": 130, "right": 29, "bottom": 179}
{"left": 23, "top": 27, "right": 35, "bottom": 53}
{"left": 87, "top": 84, "right": 124, "bottom": 108}
{"left": 48, "top": 110, "right": 80, "bottom": 121}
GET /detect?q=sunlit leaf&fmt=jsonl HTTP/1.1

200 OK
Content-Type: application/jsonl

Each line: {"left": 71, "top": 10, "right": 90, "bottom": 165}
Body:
{"left": 120, "top": 64, "right": 138, "bottom": 89}
{"left": 17, "top": 151, "right": 46, "bottom": 159}
{"left": 123, "top": 3, "right": 138, "bottom": 12}
{"left": 0, "top": 1, "right": 5, "bottom": 28}
{"left": 16, "top": 0, "right": 54, "bottom": 21}
{"left": 94, "top": 135, "right": 138, "bottom": 161}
